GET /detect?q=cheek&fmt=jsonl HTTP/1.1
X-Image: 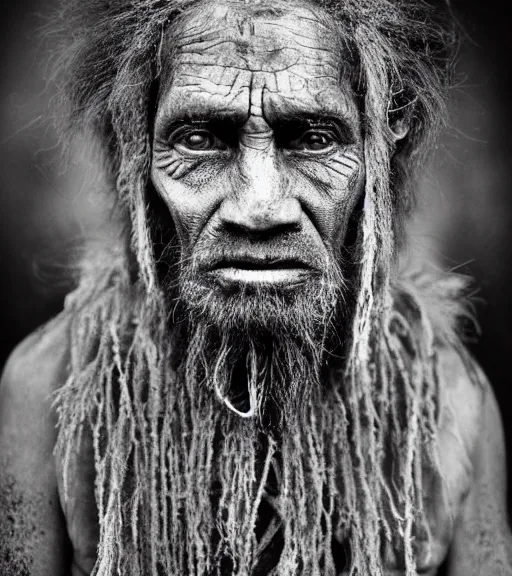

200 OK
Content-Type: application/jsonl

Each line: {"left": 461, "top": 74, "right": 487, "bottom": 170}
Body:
{"left": 330, "top": 161, "right": 365, "bottom": 248}
{"left": 292, "top": 150, "right": 365, "bottom": 247}
{"left": 150, "top": 165, "right": 223, "bottom": 253}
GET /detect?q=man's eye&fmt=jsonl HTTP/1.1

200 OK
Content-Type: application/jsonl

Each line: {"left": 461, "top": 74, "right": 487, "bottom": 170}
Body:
{"left": 288, "top": 130, "right": 335, "bottom": 152}
{"left": 172, "top": 130, "right": 226, "bottom": 152}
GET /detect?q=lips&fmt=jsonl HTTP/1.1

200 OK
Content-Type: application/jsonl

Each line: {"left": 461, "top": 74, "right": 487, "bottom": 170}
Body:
{"left": 207, "top": 255, "right": 315, "bottom": 285}
{"left": 211, "top": 256, "right": 312, "bottom": 271}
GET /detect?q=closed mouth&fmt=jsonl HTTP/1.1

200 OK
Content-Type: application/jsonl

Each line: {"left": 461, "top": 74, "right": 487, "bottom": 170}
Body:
{"left": 206, "top": 257, "right": 315, "bottom": 285}
{"left": 210, "top": 257, "right": 312, "bottom": 271}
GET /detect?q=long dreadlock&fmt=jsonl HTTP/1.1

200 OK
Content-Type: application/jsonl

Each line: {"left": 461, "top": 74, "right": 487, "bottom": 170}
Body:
{"left": 49, "top": 1, "right": 474, "bottom": 574}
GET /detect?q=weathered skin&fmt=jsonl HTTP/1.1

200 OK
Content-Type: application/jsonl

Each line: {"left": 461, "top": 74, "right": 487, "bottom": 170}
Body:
{"left": 151, "top": 0, "right": 365, "bottom": 274}
{"left": 1, "top": 1, "right": 512, "bottom": 575}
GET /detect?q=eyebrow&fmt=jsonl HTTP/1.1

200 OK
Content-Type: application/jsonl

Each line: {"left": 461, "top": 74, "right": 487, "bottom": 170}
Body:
{"left": 263, "top": 95, "right": 360, "bottom": 139}
{"left": 157, "top": 96, "right": 359, "bottom": 142}
{"left": 269, "top": 113, "right": 357, "bottom": 144}
{"left": 156, "top": 101, "right": 249, "bottom": 131}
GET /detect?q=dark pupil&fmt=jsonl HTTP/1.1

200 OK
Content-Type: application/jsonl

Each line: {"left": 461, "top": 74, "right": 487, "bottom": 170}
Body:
{"left": 304, "top": 132, "right": 329, "bottom": 150}
{"left": 185, "top": 132, "right": 212, "bottom": 149}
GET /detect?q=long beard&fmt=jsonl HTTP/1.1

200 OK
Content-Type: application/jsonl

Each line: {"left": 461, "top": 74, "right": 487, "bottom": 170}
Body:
{"left": 151, "top": 209, "right": 357, "bottom": 430}
{"left": 177, "top": 252, "right": 352, "bottom": 431}
{"left": 54, "top": 249, "right": 448, "bottom": 576}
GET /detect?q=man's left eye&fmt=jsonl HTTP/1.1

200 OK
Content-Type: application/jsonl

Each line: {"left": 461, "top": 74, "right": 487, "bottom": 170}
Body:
{"left": 288, "top": 130, "right": 335, "bottom": 152}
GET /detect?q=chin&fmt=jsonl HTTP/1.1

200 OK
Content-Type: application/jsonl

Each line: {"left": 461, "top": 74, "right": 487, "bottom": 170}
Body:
{"left": 180, "top": 269, "right": 340, "bottom": 337}
{"left": 175, "top": 262, "right": 352, "bottom": 430}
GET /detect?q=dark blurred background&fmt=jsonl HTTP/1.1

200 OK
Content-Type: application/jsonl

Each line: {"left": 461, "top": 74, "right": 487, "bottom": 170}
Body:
{"left": 0, "top": 0, "right": 511, "bottom": 515}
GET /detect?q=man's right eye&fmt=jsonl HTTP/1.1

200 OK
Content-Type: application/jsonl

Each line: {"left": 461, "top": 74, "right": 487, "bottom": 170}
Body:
{"left": 171, "top": 129, "right": 227, "bottom": 153}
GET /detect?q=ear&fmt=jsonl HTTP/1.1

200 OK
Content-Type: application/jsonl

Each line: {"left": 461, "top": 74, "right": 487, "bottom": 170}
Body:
{"left": 389, "top": 115, "right": 410, "bottom": 142}
{"left": 387, "top": 90, "right": 416, "bottom": 144}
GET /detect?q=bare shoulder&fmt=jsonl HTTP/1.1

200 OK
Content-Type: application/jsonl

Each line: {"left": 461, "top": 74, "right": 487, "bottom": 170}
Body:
{"left": 0, "top": 312, "right": 73, "bottom": 575}
{"left": 1, "top": 311, "right": 72, "bottom": 399}
{"left": 435, "top": 343, "right": 509, "bottom": 488}
{"left": 436, "top": 349, "right": 512, "bottom": 574}
{"left": 0, "top": 309, "right": 73, "bottom": 476}
{"left": 0, "top": 310, "right": 72, "bottom": 478}
{"left": 436, "top": 345, "right": 493, "bottom": 461}
{"left": 0, "top": 310, "right": 72, "bottom": 431}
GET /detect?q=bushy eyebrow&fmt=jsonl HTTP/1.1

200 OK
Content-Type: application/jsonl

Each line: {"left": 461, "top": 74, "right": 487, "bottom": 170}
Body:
{"left": 156, "top": 105, "right": 357, "bottom": 145}
{"left": 156, "top": 75, "right": 360, "bottom": 139}
{"left": 158, "top": 106, "right": 248, "bottom": 128}
{"left": 269, "top": 114, "right": 356, "bottom": 144}
{"left": 263, "top": 94, "right": 360, "bottom": 140}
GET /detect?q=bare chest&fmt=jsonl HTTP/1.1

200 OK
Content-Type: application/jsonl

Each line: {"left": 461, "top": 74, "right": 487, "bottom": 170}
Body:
{"left": 57, "top": 422, "right": 473, "bottom": 575}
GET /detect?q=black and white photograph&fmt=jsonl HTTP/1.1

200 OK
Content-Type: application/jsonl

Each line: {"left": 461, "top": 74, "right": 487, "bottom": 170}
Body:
{"left": 1, "top": 0, "right": 511, "bottom": 574}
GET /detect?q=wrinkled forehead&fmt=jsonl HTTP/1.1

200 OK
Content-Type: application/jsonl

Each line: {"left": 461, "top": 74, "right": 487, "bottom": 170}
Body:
{"left": 166, "top": 0, "right": 339, "bottom": 67}
{"left": 157, "top": 0, "right": 359, "bottom": 125}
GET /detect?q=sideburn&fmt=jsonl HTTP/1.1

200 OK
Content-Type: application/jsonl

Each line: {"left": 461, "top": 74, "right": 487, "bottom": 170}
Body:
{"left": 146, "top": 180, "right": 183, "bottom": 299}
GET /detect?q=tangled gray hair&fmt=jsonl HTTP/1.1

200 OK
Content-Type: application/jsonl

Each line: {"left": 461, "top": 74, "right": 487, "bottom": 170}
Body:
{"left": 49, "top": 1, "right": 475, "bottom": 574}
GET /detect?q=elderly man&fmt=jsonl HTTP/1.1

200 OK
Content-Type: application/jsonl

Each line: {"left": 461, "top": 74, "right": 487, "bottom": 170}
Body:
{"left": 1, "top": 0, "right": 511, "bottom": 574}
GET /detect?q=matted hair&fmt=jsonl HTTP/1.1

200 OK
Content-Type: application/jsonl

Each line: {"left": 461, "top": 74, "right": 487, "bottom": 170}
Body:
{"left": 48, "top": 1, "right": 474, "bottom": 575}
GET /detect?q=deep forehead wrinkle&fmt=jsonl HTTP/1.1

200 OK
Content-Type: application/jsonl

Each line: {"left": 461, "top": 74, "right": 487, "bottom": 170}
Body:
{"left": 156, "top": 0, "right": 359, "bottom": 134}
{"left": 164, "top": 0, "right": 341, "bottom": 74}
{"left": 157, "top": 69, "right": 360, "bottom": 136}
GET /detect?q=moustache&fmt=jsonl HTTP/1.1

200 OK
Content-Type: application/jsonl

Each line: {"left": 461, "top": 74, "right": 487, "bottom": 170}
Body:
{"left": 190, "top": 233, "right": 328, "bottom": 274}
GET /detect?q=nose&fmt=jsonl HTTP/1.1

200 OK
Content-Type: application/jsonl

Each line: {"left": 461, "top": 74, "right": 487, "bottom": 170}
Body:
{"left": 218, "top": 148, "right": 302, "bottom": 236}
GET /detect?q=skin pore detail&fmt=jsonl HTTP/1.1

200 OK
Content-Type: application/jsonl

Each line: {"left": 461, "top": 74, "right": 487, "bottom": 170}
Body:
{"left": 151, "top": 0, "right": 365, "bottom": 277}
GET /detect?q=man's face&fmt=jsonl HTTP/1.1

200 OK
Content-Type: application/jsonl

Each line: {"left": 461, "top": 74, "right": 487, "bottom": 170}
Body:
{"left": 150, "top": 0, "right": 365, "bottom": 332}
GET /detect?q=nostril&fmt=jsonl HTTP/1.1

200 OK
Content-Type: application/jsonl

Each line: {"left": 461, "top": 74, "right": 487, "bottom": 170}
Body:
{"left": 223, "top": 220, "right": 300, "bottom": 241}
